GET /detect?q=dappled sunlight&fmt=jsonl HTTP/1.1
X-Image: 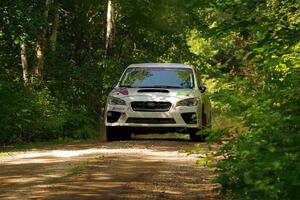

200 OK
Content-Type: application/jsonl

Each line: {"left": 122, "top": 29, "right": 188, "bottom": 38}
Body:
{"left": 3, "top": 157, "right": 64, "bottom": 164}
{"left": 0, "top": 141, "right": 221, "bottom": 200}
{"left": 2, "top": 146, "right": 200, "bottom": 165}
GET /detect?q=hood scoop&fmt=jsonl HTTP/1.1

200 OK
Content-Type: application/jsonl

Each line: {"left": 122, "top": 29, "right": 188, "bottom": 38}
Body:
{"left": 137, "top": 89, "right": 169, "bottom": 93}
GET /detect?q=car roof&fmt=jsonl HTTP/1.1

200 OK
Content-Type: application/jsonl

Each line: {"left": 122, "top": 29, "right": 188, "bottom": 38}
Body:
{"left": 127, "top": 63, "right": 194, "bottom": 69}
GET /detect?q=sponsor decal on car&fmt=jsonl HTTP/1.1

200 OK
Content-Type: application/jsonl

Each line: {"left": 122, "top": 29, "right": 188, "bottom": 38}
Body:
{"left": 113, "top": 87, "right": 129, "bottom": 96}
{"left": 176, "top": 90, "right": 192, "bottom": 96}
{"left": 111, "top": 106, "right": 126, "bottom": 112}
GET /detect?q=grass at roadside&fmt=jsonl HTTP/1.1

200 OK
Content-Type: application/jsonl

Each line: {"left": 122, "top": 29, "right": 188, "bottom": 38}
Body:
{"left": 185, "top": 143, "right": 208, "bottom": 154}
{"left": 0, "top": 152, "right": 16, "bottom": 157}
{"left": 67, "top": 155, "right": 105, "bottom": 176}
{"left": 67, "top": 162, "right": 89, "bottom": 175}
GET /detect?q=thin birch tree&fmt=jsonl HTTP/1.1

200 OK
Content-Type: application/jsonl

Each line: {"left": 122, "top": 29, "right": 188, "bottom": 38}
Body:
{"left": 20, "top": 42, "right": 30, "bottom": 84}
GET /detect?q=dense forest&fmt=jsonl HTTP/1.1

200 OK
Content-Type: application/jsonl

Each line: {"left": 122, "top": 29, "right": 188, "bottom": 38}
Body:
{"left": 0, "top": 0, "right": 299, "bottom": 199}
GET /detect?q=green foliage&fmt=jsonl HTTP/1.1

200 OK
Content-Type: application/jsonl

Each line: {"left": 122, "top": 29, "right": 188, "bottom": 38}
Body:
{"left": 0, "top": 76, "right": 94, "bottom": 145}
{"left": 212, "top": 73, "right": 300, "bottom": 200}
{"left": 1, "top": 0, "right": 299, "bottom": 198}
{"left": 0, "top": 0, "right": 197, "bottom": 145}
{"left": 190, "top": 0, "right": 300, "bottom": 199}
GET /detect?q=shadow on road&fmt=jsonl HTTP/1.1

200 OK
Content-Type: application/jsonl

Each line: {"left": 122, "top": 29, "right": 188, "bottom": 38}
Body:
{"left": 0, "top": 139, "right": 221, "bottom": 200}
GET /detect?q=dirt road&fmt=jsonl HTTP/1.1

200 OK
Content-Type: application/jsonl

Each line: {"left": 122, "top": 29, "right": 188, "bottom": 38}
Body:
{"left": 0, "top": 136, "right": 221, "bottom": 200}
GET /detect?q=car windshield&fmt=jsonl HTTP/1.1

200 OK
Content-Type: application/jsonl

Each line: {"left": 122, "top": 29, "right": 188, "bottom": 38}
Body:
{"left": 119, "top": 67, "right": 194, "bottom": 89}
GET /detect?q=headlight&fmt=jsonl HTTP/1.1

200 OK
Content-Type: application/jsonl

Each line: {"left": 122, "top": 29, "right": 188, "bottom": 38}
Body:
{"left": 108, "top": 96, "right": 126, "bottom": 105}
{"left": 176, "top": 97, "right": 199, "bottom": 107}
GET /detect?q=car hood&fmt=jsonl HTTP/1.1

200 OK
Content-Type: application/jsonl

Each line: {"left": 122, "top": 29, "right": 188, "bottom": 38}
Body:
{"left": 109, "top": 87, "right": 197, "bottom": 102}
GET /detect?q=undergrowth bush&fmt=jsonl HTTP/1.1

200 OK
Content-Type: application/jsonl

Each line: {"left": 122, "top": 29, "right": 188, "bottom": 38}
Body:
{"left": 209, "top": 71, "right": 300, "bottom": 200}
{"left": 0, "top": 76, "right": 95, "bottom": 145}
{"left": 195, "top": 0, "right": 300, "bottom": 199}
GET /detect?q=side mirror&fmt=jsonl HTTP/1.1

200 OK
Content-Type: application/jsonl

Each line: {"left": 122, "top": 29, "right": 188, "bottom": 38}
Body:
{"left": 200, "top": 85, "right": 206, "bottom": 93}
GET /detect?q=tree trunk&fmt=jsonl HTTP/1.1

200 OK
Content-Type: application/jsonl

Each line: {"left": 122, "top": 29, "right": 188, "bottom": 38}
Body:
{"left": 105, "top": 0, "right": 115, "bottom": 55}
{"left": 98, "top": 0, "right": 116, "bottom": 141}
{"left": 33, "top": 0, "right": 51, "bottom": 80}
{"left": 34, "top": 42, "right": 44, "bottom": 80}
{"left": 98, "top": 94, "right": 107, "bottom": 141}
{"left": 20, "top": 42, "right": 30, "bottom": 84}
{"left": 50, "top": 0, "right": 59, "bottom": 52}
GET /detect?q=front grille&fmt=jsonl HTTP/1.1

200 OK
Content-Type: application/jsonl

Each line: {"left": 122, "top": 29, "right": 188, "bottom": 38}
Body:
{"left": 126, "top": 118, "right": 176, "bottom": 124}
{"left": 131, "top": 101, "right": 172, "bottom": 112}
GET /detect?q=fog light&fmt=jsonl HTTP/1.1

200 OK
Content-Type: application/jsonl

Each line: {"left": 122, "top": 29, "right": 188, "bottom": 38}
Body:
{"left": 107, "top": 111, "right": 121, "bottom": 123}
{"left": 181, "top": 112, "right": 197, "bottom": 124}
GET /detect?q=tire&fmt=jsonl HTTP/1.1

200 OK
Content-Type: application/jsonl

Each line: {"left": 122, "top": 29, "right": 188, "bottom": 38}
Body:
{"left": 106, "top": 127, "right": 118, "bottom": 141}
{"left": 106, "top": 127, "right": 131, "bottom": 141}
{"left": 118, "top": 129, "right": 131, "bottom": 140}
{"left": 188, "top": 128, "right": 208, "bottom": 142}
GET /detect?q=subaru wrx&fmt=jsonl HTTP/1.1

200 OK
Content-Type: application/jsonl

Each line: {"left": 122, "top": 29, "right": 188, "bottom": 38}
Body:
{"left": 105, "top": 63, "right": 211, "bottom": 141}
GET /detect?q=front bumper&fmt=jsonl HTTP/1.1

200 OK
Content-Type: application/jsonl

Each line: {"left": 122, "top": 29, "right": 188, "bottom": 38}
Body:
{"left": 105, "top": 103, "right": 200, "bottom": 128}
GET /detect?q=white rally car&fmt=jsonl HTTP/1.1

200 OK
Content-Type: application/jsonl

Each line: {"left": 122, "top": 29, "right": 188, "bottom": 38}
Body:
{"left": 105, "top": 63, "right": 211, "bottom": 141}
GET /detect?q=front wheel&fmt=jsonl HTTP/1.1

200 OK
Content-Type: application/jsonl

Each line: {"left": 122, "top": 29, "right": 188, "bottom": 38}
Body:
{"left": 188, "top": 129, "right": 208, "bottom": 142}
{"left": 106, "top": 127, "right": 131, "bottom": 141}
